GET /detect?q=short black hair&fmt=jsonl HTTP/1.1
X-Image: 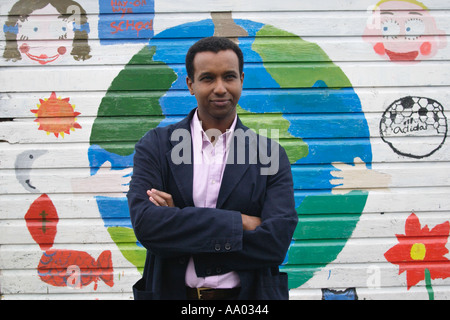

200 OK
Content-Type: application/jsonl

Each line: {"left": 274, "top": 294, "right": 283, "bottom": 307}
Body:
{"left": 185, "top": 36, "right": 244, "bottom": 80}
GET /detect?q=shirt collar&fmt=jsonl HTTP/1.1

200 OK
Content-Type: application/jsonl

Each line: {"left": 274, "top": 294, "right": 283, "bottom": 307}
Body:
{"left": 191, "top": 109, "right": 237, "bottom": 148}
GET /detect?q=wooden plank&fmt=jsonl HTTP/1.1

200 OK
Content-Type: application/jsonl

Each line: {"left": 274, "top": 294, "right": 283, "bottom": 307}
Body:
{"left": 292, "top": 161, "right": 450, "bottom": 190}
{"left": 0, "top": 218, "right": 130, "bottom": 245}
{"left": 0, "top": 193, "right": 110, "bottom": 219}
{"left": 3, "top": 86, "right": 450, "bottom": 117}
{"left": 1, "top": 111, "right": 448, "bottom": 144}
{"left": 289, "top": 285, "right": 450, "bottom": 300}
{"left": 2, "top": 0, "right": 450, "bottom": 16}
{"left": 1, "top": 292, "right": 134, "bottom": 300}
{"left": 1, "top": 161, "right": 449, "bottom": 194}
{"left": 0, "top": 243, "right": 144, "bottom": 269}
{"left": 294, "top": 211, "right": 450, "bottom": 240}
{"left": 0, "top": 267, "right": 139, "bottom": 296}
{"left": 0, "top": 39, "right": 144, "bottom": 67}
{"left": 286, "top": 237, "right": 449, "bottom": 265}
{"left": 2, "top": 35, "right": 450, "bottom": 67}
{"left": 301, "top": 187, "right": 450, "bottom": 214}
{"left": 1, "top": 62, "right": 449, "bottom": 93}
{"left": 75, "top": 11, "right": 450, "bottom": 38}
{"left": 284, "top": 262, "right": 450, "bottom": 291}
{"left": 2, "top": 138, "right": 449, "bottom": 171}
{"left": 3, "top": 210, "right": 449, "bottom": 245}
{"left": 155, "top": 0, "right": 450, "bottom": 13}
{"left": 1, "top": 187, "right": 449, "bottom": 220}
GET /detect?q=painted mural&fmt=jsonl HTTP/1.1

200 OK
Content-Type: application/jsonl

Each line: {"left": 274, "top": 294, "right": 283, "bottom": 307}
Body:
{"left": 98, "top": 0, "right": 154, "bottom": 44}
{"left": 89, "top": 16, "right": 373, "bottom": 290}
{"left": 25, "top": 194, "right": 114, "bottom": 290}
{"left": 3, "top": 0, "right": 91, "bottom": 64}
{"left": 31, "top": 92, "right": 82, "bottom": 138}
{"left": 384, "top": 213, "right": 450, "bottom": 300}
{"left": 380, "top": 96, "right": 447, "bottom": 158}
{"left": 0, "top": 0, "right": 449, "bottom": 300}
{"left": 364, "top": 0, "right": 447, "bottom": 62}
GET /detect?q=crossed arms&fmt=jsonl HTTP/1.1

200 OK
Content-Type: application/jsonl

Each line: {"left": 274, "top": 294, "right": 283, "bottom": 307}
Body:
{"left": 147, "top": 188, "right": 262, "bottom": 231}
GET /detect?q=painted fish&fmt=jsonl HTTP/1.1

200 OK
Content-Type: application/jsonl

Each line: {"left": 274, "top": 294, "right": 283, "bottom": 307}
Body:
{"left": 38, "top": 249, "right": 114, "bottom": 290}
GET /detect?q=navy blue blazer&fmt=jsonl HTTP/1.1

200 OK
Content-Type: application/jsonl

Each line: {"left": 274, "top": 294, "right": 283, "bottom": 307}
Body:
{"left": 127, "top": 108, "right": 298, "bottom": 299}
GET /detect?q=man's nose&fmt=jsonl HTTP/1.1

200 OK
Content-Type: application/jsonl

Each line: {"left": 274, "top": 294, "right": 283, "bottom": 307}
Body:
{"left": 213, "top": 79, "right": 227, "bottom": 95}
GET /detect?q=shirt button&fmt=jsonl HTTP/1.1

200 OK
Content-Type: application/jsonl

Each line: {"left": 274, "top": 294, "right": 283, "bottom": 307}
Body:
{"left": 215, "top": 244, "right": 221, "bottom": 251}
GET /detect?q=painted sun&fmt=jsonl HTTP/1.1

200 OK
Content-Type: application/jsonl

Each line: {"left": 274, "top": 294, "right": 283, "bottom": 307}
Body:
{"left": 31, "top": 92, "right": 82, "bottom": 138}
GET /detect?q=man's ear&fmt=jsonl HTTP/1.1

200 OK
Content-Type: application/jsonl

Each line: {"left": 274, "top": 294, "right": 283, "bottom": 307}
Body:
{"left": 186, "top": 76, "right": 195, "bottom": 95}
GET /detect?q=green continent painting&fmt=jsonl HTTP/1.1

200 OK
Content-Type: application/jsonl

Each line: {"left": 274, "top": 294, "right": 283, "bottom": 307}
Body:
{"left": 89, "top": 19, "right": 372, "bottom": 288}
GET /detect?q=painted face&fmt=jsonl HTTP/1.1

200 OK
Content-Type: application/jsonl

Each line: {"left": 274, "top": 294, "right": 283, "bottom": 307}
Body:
{"left": 186, "top": 49, "right": 244, "bottom": 130}
{"left": 16, "top": 4, "right": 75, "bottom": 65}
{"left": 364, "top": 1, "right": 447, "bottom": 62}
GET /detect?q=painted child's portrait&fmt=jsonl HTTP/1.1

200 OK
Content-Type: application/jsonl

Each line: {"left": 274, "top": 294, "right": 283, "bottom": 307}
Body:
{"left": 364, "top": 0, "right": 447, "bottom": 62}
{"left": 3, "top": 0, "right": 91, "bottom": 64}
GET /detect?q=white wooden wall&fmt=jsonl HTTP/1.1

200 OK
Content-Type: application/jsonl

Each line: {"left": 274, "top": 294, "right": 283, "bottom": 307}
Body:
{"left": 1, "top": 0, "right": 449, "bottom": 300}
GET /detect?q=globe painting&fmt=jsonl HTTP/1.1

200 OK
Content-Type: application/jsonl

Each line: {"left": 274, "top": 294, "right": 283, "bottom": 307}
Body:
{"left": 89, "top": 18, "right": 373, "bottom": 289}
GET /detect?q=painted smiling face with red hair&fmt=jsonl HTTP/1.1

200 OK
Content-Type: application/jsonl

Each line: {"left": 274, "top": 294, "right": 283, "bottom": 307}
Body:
{"left": 364, "top": 0, "right": 447, "bottom": 62}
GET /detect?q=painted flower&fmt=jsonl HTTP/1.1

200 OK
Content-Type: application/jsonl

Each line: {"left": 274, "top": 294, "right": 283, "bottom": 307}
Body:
{"left": 384, "top": 213, "right": 450, "bottom": 298}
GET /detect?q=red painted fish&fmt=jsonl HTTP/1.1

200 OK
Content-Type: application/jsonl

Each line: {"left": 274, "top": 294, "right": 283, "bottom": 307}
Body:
{"left": 26, "top": 194, "right": 114, "bottom": 290}
{"left": 38, "top": 249, "right": 114, "bottom": 290}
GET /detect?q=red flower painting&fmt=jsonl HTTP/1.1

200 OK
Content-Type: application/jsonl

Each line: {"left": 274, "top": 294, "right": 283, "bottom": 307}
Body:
{"left": 384, "top": 213, "right": 450, "bottom": 299}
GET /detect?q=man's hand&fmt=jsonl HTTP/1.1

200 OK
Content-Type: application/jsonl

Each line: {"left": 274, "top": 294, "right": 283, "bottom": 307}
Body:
{"left": 147, "top": 189, "right": 175, "bottom": 207}
{"left": 241, "top": 214, "right": 261, "bottom": 231}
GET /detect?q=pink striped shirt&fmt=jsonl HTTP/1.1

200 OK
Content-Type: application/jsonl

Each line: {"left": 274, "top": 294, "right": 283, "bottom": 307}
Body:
{"left": 185, "top": 109, "right": 241, "bottom": 289}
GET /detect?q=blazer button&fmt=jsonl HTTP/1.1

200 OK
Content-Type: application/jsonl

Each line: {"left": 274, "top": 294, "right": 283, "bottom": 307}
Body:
{"left": 206, "top": 268, "right": 212, "bottom": 275}
{"left": 216, "top": 267, "right": 222, "bottom": 274}
{"left": 225, "top": 243, "right": 231, "bottom": 251}
{"left": 215, "top": 244, "right": 221, "bottom": 251}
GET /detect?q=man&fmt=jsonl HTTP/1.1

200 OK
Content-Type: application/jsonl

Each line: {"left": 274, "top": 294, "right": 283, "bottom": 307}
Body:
{"left": 127, "top": 36, "right": 298, "bottom": 300}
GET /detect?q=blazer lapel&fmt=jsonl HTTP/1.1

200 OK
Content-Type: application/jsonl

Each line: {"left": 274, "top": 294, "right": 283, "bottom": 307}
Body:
{"left": 166, "top": 110, "right": 195, "bottom": 207}
{"left": 216, "top": 119, "right": 256, "bottom": 209}
{"left": 165, "top": 111, "right": 256, "bottom": 209}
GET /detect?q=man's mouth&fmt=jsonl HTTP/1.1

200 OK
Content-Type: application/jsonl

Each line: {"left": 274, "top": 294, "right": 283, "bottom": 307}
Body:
{"left": 25, "top": 52, "right": 60, "bottom": 65}
{"left": 385, "top": 49, "right": 419, "bottom": 61}
{"left": 211, "top": 99, "right": 231, "bottom": 107}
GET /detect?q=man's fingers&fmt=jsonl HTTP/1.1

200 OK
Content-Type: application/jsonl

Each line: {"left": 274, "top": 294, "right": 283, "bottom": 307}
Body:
{"left": 148, "top": 195, "right": 161, "bottom": 206}
{"left": 151, "top": 189, "right": 172, "bottom": 206}
{"left": 147, "top": 189, "right": 174, "bottom": 207}
{"left": 147, "top": 190, "right": 166, "bottom": 206}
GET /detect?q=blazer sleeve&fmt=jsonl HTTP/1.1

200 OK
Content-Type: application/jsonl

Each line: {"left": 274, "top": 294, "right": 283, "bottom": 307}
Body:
{"left": 193, "top": 144, "right": 298, "bottom": 275}
{"left": 127, "top": 129, "right": 243, "bottom": 258}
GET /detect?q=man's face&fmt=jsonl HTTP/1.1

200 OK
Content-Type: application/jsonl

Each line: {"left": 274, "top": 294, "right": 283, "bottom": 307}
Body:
{"left": 186, "top": 49, "right": 244, "bottom": 129}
